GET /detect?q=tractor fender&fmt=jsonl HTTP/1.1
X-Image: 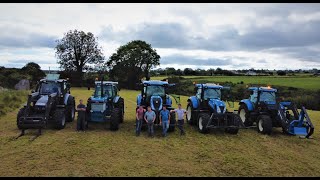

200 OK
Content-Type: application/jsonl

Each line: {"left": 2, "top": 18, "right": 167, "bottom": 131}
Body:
{"left": 113, "top": 96, "right": 120, "bottom": 104}
{"left": 137, "top": 94, "right": 142, "bottom": 106}
{"left": 239, "top": 99, "right": 254, "bottom": 111}
{"left": 188, "top": 96, "right": 199, "bottom": 109}
{"left": 64, "top": 93, "right": 71, "bottom": 105}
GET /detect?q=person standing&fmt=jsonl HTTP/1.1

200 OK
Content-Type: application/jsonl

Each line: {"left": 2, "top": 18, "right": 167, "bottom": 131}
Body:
{"left": 144, "top": 106, "right": 156, "bottom": 137}
{"left": 160, "top": 105, "right": 170, "bottom": 137}
{"left": 76, "top": 99, "right": 87, "bottom": 131}
{"left": 170, "top": 104, "right": 186, "bottom": 135}
{"left": 136, "top": 105, "right": 146, "bottom": 136}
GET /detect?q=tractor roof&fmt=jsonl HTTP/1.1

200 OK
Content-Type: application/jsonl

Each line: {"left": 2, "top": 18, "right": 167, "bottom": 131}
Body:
{"left": 95, "top": 81, "right": 118, "bottom": 85}
{"left": 142, "top": 80, "right": 169, "bottom": 86}
{"left": 39, "top": 79, "right": 67, "bottom": 83}
{"left": 40, "top": 73, "right": 68, "bottom": 83}
{"left": 196, "top": 83, "right": 223, "bottom": 89}
{"left": 249, "top": 86, "right": 277, "bottom": 92}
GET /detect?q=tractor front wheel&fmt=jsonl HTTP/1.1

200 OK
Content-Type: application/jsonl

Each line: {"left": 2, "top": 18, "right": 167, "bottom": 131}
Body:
{"left": 186, "top": 102, "right": 196, "bottom": 125}
{"left": 238, "top": 104, "right": 253, "bottom": 127}
{"left": 17, "top": 107, "right": 26, "bottom": 130}
{"left": 53, "top": 109, "right": 66, "bottom": 130}
{"left": 198, "top": 113, "right": 210, "bottom": 134}
{"left": 257, "top": 115, "right": 272, "bottom": 135}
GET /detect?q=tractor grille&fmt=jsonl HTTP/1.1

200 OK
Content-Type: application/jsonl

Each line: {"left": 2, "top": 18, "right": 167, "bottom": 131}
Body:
{"left": 91, "top": 103, "right": 106, "bottom": 112}
{"left": 152, "top": 98, "right": 161, "bottom": 110}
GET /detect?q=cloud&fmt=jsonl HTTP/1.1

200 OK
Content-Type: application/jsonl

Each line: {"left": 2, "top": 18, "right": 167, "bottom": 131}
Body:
{"left": 0, "top": 24, "right": 58, "bottom": 49}
{"left": 160, "top": 55, "right": 232, "bottom": 66}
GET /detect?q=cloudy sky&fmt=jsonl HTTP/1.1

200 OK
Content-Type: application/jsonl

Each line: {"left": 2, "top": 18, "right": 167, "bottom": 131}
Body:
{"left": 1, "top": 3, "right": 320, "bottom": 70}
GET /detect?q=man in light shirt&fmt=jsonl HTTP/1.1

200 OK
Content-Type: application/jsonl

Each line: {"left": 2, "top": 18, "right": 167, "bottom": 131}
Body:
{"left": 170, "top": 104, "right": 186, "bottom": 135}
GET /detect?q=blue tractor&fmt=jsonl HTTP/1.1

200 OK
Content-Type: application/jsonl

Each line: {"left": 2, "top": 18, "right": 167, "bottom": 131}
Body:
{"left": 186, "top": 83, "right": 241, "bottom": 134}
{"left": 136, "top": 80, "right": 178, "bottom": 132}
{"left": 238, "top": 86, "right": 314, "bottom": 138}
{"left": 86, "top": 80, "right": 124, "bottom": 131}
{"left": 16, "top": 73, "right": 75, "bottom": 140}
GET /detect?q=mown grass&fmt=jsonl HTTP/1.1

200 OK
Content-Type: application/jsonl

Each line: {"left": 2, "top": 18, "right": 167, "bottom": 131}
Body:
{"left": 0, "top": 88, "right": 319, "bottom": 176}
{"left": 152, "top": 75, "right": 320, "bottom": 90}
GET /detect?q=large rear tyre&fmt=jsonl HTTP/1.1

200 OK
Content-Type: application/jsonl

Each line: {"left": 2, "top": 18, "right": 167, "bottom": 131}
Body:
{"left": 66, "top": 96, "right": 75, "bottom": 122}
{"left": 110, "top": 108, "right": 120, "bottom": 131}
{"left": 168, "top": 112, "right": 176, "bottom": 132}
{"left": 238, "top": 104, "right": 253, "bottom": 127}
{"left": 186, "top": 102, "right": 196, "bottom": 125}
{"left": 17, "top": 107, "right": 26, "bottom": 130}
{"left": 54, "top": 109, "right": 66, "bottom": 130}
{"left": 257, "top": 115, "right": 273, "bottom": 135}
{"left": 118, "top": 98, "right": 124, "bottom": 123}
{"left": 198, "top": 113, "right": 210, "bottom": 134}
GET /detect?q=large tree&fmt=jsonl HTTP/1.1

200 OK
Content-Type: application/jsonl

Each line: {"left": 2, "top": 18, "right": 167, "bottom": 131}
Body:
{"left": 55, "top": 29, "right": 104, "bottom": 85}
{"left": 107, "top": 40, "right": 160, "bottom": 89}
{"left": 21, "top": 62, "right": 45, "bottom": 87}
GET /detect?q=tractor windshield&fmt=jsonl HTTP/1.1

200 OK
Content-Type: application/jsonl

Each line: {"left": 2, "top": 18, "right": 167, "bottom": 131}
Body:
{"left": 94, "top": 85, "right": 113, "bottom": 97}
{"left": 260, "top": 91, "right": 276, "bottom": 102}
{"left": 146, "top": 85, "right": 165, "bottom": 98}
{"left": 39, "top": 81, "right": 61, "bottom": 95}
{"left": 204, "top": 88, "right": 221, "bottom": 100}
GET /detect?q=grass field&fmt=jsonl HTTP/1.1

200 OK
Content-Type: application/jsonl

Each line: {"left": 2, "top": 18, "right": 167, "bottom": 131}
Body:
{"left": 0, "top": 87, "right": 319, "bottom": 176}
{"left": 152, "top": 75, "right": 320, "bottom": 90}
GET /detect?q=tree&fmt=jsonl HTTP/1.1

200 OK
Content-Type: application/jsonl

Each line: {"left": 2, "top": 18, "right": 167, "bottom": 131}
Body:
{"left": 107, "top": 40, "right": 160, "bottom": 89}
{"left": 55, "top": 29, "right": 104, "bottom": 86}
{"left": 21, "top": 62, "right": 45, "bottom": 87}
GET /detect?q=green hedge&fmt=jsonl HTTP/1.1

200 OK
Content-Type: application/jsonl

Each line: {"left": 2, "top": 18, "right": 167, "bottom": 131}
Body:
{"left": 0, "top": 90, "right": 29, "bottom": 117}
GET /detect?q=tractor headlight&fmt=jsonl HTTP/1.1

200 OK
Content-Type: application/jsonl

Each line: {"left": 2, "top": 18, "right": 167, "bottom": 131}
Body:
{"left": 216, "top": 106, "right": 221, "bottom": 113}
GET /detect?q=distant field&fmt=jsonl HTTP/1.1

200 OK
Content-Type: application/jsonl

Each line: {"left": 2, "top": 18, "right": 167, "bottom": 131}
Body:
{"left": 0, "top": 88, "right": 320, "bottom": 176}
{"left": 152, "top": 75, "right": 320, "bottom": 90}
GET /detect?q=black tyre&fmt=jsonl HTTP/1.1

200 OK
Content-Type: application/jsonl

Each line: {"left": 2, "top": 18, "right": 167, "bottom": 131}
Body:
{"left": 66, "top": 96, "right": 75, "bottom": 122}
{"left": 110, "top": 108, "right": 120, "bottom": 131}
{"left": 257, "top": 115, "right": 273, "bottom": 135}
{"left": 238, "top": 104, "right": 253, "bottom": 127}
{"left": 198, "top": 113, "right": 210, "bottom": 134}
{"left": 186, "top": 102, "right": 196, "bottom": 125}
{"left": 168, "top": 112, "right": 176, "bottom": 132}
{"left": 53, "top": 109, "right": 66, "bottom": 130}
{"left": 17, "top": 107, "right": 26, "bottom": 130}
{"left": 118, "top": 98, "right": 124, "bottom": 123}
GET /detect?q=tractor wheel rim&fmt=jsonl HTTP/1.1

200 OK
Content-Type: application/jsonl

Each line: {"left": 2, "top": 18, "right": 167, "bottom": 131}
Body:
{"left": 239, "top": 109, "right": 246, "bottom": 123}
{"left": 199, "top": 117, "right": 203, "bottom": 130}
{"left": 187, "top": 106, "right": 192, "bottom": 121}
{"left": 258, "top": 119, "right": 263, "bottom": 132}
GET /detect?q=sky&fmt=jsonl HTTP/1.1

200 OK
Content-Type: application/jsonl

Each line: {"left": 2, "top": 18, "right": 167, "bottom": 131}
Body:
{"left": 1, "top": 3, "right": 320, "bottom": 71}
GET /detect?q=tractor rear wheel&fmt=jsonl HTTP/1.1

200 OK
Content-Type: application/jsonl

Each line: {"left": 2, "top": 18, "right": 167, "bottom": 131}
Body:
{"left": 66, "top": 96, "right": 75, "bottom": 122}
{"left": 238, "top": 104, "right": 253, "bottom": 127}
{"left": 17, "top": 107, "right": 26, "bottom": 130}
{"left": 257, "top": 115, "right": 273, "bottom": 135}
{"left": 110, "top": 108, "right": 120, "bottom": 131}
{"left": 198, "top": 113, "right": 210, "bottom": 134}
{"left": 186, "top": 102, "right": 196, "bottom": 125}
{"left": 118, "top": 98, "right": 124, "bottom": 123}
{"left": 168, "top": 112, "right": 176, "bottom": 132}
{"left": 53, "top": 109, "right": 66, "bottom": 130}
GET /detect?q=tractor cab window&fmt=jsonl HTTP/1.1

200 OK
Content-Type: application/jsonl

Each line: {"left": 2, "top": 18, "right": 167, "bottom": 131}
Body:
{"left": 250, "top": 90, "right": 258, "bottom": 104}
{"left": 203, "top": 88, "right": 221, "bottom": 100}
{"left": 94, "top": 85, "right": 113, "bottom": 97}
{"left": 196, "top": 88, "right": 202, "bottom": 99}
{"left": 39, "top": 81, "right": 61, "bottom": 95}
{"left": 146, "top": 85, "right": 165, "bottom": 99}
{"left": 113, "top": 86, "right": 117, "bottom": 96}
{"left": 259, "top": 91, "right": 276, "bottom": 102}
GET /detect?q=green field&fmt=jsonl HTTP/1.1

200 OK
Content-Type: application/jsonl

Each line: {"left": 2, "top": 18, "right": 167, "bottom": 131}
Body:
{"left": 152, "top": 75, "right": 320, "bottom": 90}
{"left": 0, "top": 88, "right": 319, "bottom": 176}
